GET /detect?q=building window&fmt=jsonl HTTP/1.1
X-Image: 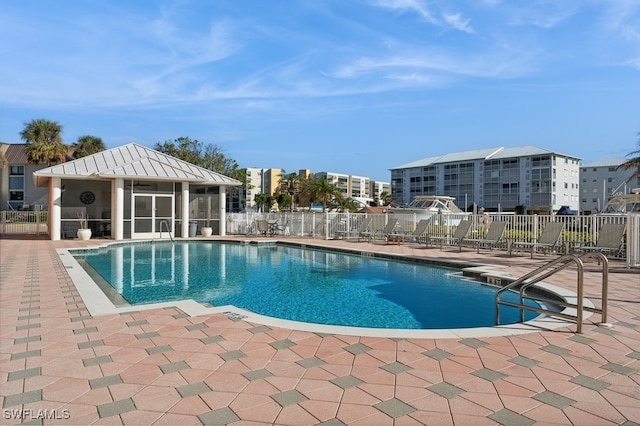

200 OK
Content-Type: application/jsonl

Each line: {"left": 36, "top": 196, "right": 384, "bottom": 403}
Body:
{"left": 8, "top": 165, "right": 25, "bottom": 210}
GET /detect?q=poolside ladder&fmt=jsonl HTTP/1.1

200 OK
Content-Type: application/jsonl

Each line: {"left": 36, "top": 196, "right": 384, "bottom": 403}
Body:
{"left": 159, "top": 220, "right": 174, "bottom": 243}
{"left": 494, "top": 252, "right": 609, "bottom": 334}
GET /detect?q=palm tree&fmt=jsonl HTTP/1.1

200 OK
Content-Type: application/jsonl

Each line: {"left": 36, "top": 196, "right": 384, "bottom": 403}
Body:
{"left": 279, "top": 172, "right": 301, "bottom": 211}
{"left": 254, "top": 193, "right": 273, "bottom": 213}
{"left": 306, "top": 177, "right": 344, "bottom": 212}
{"left": 20, "top": 119, "right": 67, "bottom": 165}
{"left": 379, "top": 191, "right": 392, "bottom": 206}
{"left": 72, "top": 135, "right": 105, "bottom": 158}
{"left": 618, "top": 133, "right": 640, "bottom": 183}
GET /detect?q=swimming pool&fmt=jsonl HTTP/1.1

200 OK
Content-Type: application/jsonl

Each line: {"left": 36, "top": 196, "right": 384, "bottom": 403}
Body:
{"left": 73, "top": 241, "right": 540, "bottom": 329}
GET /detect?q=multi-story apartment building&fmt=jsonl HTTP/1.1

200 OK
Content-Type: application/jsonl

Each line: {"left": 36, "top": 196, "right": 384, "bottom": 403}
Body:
{"left": 314, "top": 172, "right": 350, "bottom": 198}
{"left": 390, "top": 146, "right": 581, "bottom": 213}
{"left": 349, "top": 175, "right": 370, "bottom": 199}
{"left": 0, "top": 143, "right": 48, "bottom": 210}
{"left": 245, "top": 168, "right": 388, "bottom": 210}
{"left": 370, "top": 181, "right": 391, "bottom": 205}
{"left": 314, "top": 172, "right": 373, "bottom": 200}
{"left": 244, "top": 167, "right": 266, "bottom": 210}
{"left": 579, "top": 157, "right": 639, "bottom": 213}
{"left": 244, "top": 167, "right": 282, "bottom": 210}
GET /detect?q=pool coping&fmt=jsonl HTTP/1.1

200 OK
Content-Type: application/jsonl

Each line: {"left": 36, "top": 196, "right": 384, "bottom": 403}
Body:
{"left": 56, "top": 238, "right": 593, "bottom": 339}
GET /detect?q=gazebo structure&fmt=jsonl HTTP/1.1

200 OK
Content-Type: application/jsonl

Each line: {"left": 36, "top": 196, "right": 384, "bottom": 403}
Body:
{"left": 33, "top": 143, "right": 241, "bottom": 240}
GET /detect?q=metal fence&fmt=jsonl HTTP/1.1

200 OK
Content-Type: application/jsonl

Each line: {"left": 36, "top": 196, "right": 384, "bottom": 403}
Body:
{"left": 2, "top": 210, "right": 637, "bottom": 266}
{"left": 0, "top": 211, "right": 48, "bottom": 235}
{"left": 226, "top": 211, "right": 637, "bottom": 264}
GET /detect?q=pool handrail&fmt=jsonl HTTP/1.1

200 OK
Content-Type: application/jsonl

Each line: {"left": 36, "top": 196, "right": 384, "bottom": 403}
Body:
{"left": 495, "top": 252, "right": 609, "bottom": 334}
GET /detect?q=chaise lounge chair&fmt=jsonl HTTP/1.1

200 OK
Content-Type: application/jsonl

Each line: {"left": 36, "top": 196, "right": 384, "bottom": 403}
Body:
{"left": 577, "top": 223, "right": 626, "bottom": 257}
{"left": 426, "top": 219, "right": 472, "bottom": 250}
{"left": 462, "top": 221, "right": 508, "bottom": 253}
{"left": 386, "top": 219, "right": 431, "bottom": 245}
{"left": 360, "top": 218, "right": 398, "bottom": 242}
{"left": 335, "top": 216, "right": 372, "bottom": 240}
{"left": 510, "top": 222, "right": 565, "bottom": 258}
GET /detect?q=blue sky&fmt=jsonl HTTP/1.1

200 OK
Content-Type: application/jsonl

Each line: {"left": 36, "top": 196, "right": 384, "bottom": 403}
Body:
{"left": 1, "top": 0, "right": 639, "bottom": 182}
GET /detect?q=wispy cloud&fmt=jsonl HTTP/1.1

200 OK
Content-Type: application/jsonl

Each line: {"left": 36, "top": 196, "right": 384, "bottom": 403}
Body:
{"left": 329, "top": 46, "right": 533, "bottom": 82}
{"left": 373, "top": 0, "right": 438, "bottom": 24}
{"left": 372, "top": 0, "right": 473, "bottom": 33}
{"left": 443, "top": 13, "right": 474, "bottom": 33}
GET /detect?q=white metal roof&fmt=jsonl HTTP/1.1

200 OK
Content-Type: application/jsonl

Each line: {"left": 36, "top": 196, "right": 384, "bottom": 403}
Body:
{"left": 390, "top": 145, "right": 580, "bottom": 170}
{"left": 581, "top": 156, "right": 628, "bottom": 168}
{"left": 33, "top": 143, "right": 242, "bottom": 187}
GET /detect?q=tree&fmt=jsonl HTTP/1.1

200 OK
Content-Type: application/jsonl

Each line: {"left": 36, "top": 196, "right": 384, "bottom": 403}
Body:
{"left": 254, "top": 193, "right": 274, "bottom": 213}
{"left": 154, "top": 137, "right": 239, "bottom": 175}
{"left": 20, "top": 119, "right": 67, "bottom": 165}
{"left": 276, "top": 193, "right": 292, "bottom": 211}
{"left": 305, "top": 177, "right": 344, "bottom": 212}
{"left": 278, "top": 172, "right": 301, "bottom": 211}
{"left": 379, "top": 191, "right": 392, "bottom": 206}
{"left": 338, "top": 198, "right": 361, "bottom": 212}
{"left": 72, "top": 135, "right": 105, "bottom": 158}
{"left": 618, "top": 132, "right": 640, "bottom": 183}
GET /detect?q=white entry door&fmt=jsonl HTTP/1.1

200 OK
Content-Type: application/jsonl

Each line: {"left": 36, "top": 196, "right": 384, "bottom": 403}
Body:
{"left": 132, "top": 194, "right": 174, "bottom": 239}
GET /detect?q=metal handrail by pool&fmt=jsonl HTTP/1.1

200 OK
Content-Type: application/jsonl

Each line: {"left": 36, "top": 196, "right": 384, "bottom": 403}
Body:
{"left": 495, "top": 252, "right": 609, "bottom": 333}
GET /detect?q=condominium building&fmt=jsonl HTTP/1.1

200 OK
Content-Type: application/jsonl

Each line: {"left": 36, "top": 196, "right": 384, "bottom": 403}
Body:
{"left": 244, "top": 167, "right": 389, "bottom": 210}
{"left": 0, "top": 143, "right": 48, "bottom": 210}
{"left": 390, "top": 146, "right": 581, "bottom": 213}
{"left": 370, "top": 181, "right": 391, "bottom": 205}
{"left": 580, "top": 157, "right": 639, "bottom": 213}
{"left": 314, "top": 172, "right": 372, "bottom": 200}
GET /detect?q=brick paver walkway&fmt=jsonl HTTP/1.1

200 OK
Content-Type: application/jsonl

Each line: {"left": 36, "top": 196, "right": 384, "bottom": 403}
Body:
{"left": 1, "top": 237, "right": 639, "bottom": 425}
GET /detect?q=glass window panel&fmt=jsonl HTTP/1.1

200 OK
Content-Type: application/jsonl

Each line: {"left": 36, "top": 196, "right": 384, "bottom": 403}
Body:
{"left": 9, "top": 176, "right": 24, "bottom": 190}
{"left": 9, "top": 191, "right": 24, "bottom": 200}
{"left": 9, "top": 166, "right": 24, "bottom": 175}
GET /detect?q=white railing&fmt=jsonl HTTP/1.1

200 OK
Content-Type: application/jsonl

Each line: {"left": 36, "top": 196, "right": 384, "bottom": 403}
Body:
{"left": 627, "top": 213, "right": 640, "bottom": 268}
{"left": 226, "top": 211, "right": 633, "bottom": 260}
{"left": 0, "top": 211, "right": 48, "bottom": 235}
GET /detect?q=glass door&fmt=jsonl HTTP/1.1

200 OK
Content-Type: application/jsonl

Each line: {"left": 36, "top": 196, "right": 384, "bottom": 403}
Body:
{"left": 132, "top": 194, "right": 174, "bottom": 239}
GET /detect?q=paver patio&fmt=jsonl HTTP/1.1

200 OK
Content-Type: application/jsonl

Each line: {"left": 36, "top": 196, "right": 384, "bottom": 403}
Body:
{"left": 1, "top": 236, "right": 639, "bottom": 425}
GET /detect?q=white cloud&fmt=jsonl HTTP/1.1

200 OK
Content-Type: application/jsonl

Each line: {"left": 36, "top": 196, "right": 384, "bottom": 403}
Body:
{"left": 443, "top": 13, "right": 474, "bottom": 34}
{"left": 372, "top": 0, "right": 474, "bottom": 33}
{"left": 373, "top": 0, "right": 438, "bottom": 24}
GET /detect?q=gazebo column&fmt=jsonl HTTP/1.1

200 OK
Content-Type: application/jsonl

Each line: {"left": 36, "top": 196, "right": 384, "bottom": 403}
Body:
{"left": 182, "top": 182, "right": 190, "bottom": 238}
{"left": 50, "top": 177, "right": 62, "bottom": 241}
{"left": 112, "top": 179, "right": 124, "bottom": 240}
{"left": 219, "top": 186, "right": 226, "bottom": 236}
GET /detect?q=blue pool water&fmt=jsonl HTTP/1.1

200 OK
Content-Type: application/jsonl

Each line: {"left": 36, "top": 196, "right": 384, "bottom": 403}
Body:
{"left": 75, "top": 241, "right": 539, "bottom": 329}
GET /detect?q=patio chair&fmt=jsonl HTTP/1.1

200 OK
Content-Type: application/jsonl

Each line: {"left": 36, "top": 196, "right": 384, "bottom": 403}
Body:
{"left": 335, "top": 216, "right": 372, "bottom": 240}
{"left": 386, "top": 219, "right": 431, "bottom": 245}
{"left": 427, "top": 219, "right": 472, "bottom": 250}
{"left": 462, "top": 221, "right": 508, "bottom": 253}
{"left": 510, "top": 222, "right": 565, "bottom": 258}
{"left": 256, "top": 219, "right": 270, "bottom": 236}
{"left": 577, "top": 223, "right": 626, "bottom": 257}
{"left": 360, "top": 218, "right": 398, "bottom": 242}
{"left": 278, "top": 220, "right": 290, "bottom": 236}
